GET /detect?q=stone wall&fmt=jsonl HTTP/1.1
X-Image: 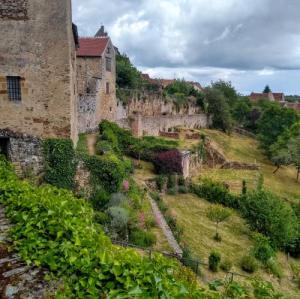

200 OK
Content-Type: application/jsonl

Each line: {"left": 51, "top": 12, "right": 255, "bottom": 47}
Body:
{"left": 78, "top": 95, "right": 98, "bottom": 133}
{"left": 0, "top": 129, "right": 43, "bottom": 176}
{"left": 0, "top": 0, "right": 28, "bottom": 20}
{"left": 0, "top": 0, "right": 78, "bottom": 143}
{"left": 138, "top": 114, "right": 210, "bottom": 136}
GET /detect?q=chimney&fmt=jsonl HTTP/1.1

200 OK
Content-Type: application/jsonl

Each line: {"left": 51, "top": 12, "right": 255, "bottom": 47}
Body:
{"left": 95, "top": 25, "right": 108, "bottom": 37}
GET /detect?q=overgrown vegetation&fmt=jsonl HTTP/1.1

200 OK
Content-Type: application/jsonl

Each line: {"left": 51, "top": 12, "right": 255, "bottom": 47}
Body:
{"left": 0, "top": 158, "right": 206, "bottom": 298}
{"left": 43, "top": 139, "right": 77, "bottom": 189}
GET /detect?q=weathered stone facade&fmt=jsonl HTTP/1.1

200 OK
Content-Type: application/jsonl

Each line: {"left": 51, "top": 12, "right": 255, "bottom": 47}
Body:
{"left": 0, "top": 0, "right": 78, "bottom": 174}
{"left": 0, "top": 0, "right": 28, "bottom": 20}
{"left": 0, "top": 0, "right": 78, "bottom": 141}
{"left": 0, "top": 129, "right": 43, "bottom": 176}
{"left": 77, "top": 34, "right": 117, "bottom": 133}
{"left": 126, "top": 113, "right": 210, "bottom": 137}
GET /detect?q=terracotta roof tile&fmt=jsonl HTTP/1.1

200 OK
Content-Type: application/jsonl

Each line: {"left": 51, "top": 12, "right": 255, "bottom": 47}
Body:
{"left": 77, "top": 37, "right": 109, "bottom": 57}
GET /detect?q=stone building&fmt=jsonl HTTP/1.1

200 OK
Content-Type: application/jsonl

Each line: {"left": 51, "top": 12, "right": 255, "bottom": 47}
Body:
{"left": 0, "top": 0, "right": 79, "bottom": 174}
{"left": 77, "top": 26, "right": 117, "bottom": 132}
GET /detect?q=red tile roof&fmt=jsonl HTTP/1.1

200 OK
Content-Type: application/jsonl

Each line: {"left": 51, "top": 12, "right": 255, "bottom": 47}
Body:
{"left": 286, "top": 102, "right": 300, "bottom": 113}
{"left": 77, "top": 37, "right": 109, "bottom": 57}
{"left": 272, "top": 93, "right": 285, "bottom": 101}
{"left": 249, "top": 92, "right": 270, "bottom": 101}
{"left": 249, "top": 92, "right": 285, "bottom": 102}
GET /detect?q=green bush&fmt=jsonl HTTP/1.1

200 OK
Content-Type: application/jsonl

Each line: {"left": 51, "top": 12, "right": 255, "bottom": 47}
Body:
{"left": 178, "top": 185, "right": 188, "bottom": 194}
{"left": 252, "top": 233, "right": 275, "bottom": 263}
{"left": 167, "top": 187, "right": 177, "bottom": 195}
{"left": 90, "top": 185, "right": 110, "bottom": 210}
{"left": 266, "top": 258, "right": 283, "bottom": 279}
{"left": 94, "top": 211, "right": 109, "bottom": 225}
{"left": 0, "top": 160, "right": 207, "bottom": 298}
{"left": 178, "top": 176, "right": 186, "bottom": 186}
{"left": 96, "top": 140, "right": 113, "bottom": 155}
{"left": 43, "top": 139, "right": 77, "bottom": 189}
{"left": 220, "top": 259, "right": 233, "bottom": 272}
{"left": 167, "top": 174, "right": 177, "bottom": 189}
{"left": 241, "top": 190, "right": 298, "bottom": 249}
{"left": 240, "top": 255, "right": 258, "bottom": 273}
{"left": 129, "top": 229, "right": 156, "bottom": 248}
{"left": 156, "top": 175, "right": 167, "bottom": 192}
{"left": 83, "top": 153, "right": 126, "bottom": 193}
{"left": 209, "top": 251, "right": 221, "bottom": 272}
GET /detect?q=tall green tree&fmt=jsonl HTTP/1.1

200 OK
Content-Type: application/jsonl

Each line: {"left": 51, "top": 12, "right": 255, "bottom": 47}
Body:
{"left": 205, "top": 87, "right": 233, "bottom": 133}
{"left": 263, "top": 85, "right": 271, "bottom": 93}
{"left": 212, "top": 80, "right": 239, "bottom": 107}
{"left": 257, "top": 105, "right": 299, "bottom": 155}
{"left": 287, "top": 135, "right": 300, "bottom": 181}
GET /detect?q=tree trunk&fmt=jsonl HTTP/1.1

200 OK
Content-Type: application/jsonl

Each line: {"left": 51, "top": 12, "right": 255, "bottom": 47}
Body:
{"left": 273, "top": 165, "right": 280, "bottom": 174}
{"left": 297, "top": 168, "right": 300, "bottom": 182}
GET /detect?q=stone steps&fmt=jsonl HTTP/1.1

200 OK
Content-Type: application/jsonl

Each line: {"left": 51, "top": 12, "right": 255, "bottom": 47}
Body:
{"left": 0, "top": 205, "right": 56, "bottom": 298}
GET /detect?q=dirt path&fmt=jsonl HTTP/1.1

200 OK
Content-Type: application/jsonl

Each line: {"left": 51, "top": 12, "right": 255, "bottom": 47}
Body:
{"left": 86, "top": 133, "right": 98, "bottom": 155}
{"left": 0, "top": 206, "right": 55, "bottom": 298}
{"left": 149, "top": 197, "right": 183, "bottom": 257}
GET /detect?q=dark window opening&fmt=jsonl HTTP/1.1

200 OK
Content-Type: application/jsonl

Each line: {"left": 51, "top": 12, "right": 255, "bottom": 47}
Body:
{"left": 7, "top": 76, "right": 22, "bottom": 101}
{"left": 0, "top": 138, "right": 9, "bottom": 158}
{"left": 106, "top": 82, "right": 110, "bottom": 94}
{"left": 106, "top": 57, "right": 112, "bottom": 72}
{"left": 107, "top": 47, "right": 111, "bottom": 54}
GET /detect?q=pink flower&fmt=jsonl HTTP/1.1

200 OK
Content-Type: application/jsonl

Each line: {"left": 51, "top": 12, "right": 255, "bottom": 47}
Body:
{"left": 123, "top": 180, "right": 129, "bottom": 191}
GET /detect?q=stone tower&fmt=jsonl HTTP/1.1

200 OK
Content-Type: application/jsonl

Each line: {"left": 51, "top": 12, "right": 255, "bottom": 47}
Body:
{"left": 0, "top": 0, "right": 78, "bottom": 173}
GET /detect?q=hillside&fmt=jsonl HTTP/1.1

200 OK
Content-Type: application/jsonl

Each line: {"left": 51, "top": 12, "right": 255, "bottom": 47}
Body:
{"left": 195, "top": 129, "right": 300, "bottom": 202}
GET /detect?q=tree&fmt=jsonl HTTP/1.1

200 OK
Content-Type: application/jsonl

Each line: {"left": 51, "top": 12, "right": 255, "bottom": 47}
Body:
{"left": 205, "top": 87, "right": 233, "bottom": 133}
{"left": 212, "top": 80, "right": 239, "bottom": 107}
{"left": 116, "top": 54, "right": 143, "bottom": 89}
{"left": 232, "top": 97, "right": 252, "bottom": 125}
{"left": 207, "top": 205, "right": 232, "bottom": 241}
{"left": 257, "top": 105, "right": 299, "bottom": 156}
{"left": 263, "top": 85, "right": 271, "bottom": 93}
{"left": 287, "top": 135, "right": 300, "bottom": 181}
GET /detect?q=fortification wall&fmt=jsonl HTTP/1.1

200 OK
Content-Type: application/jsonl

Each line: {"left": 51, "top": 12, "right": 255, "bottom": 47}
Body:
{"left": 140, "top": 114, "right": 209, "bottom": 136}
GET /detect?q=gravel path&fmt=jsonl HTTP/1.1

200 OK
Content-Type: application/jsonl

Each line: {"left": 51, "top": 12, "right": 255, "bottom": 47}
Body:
{"left": 0, "top": 206, "right": 55, "bottom": 299}
{"left": 149, "top": 198, "right": 183, "bottom": 257}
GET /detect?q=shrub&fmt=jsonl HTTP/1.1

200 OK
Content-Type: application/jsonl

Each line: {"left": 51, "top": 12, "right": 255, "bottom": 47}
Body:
{"left": 178, "top": 175, "right": 186, "bottom": 186}
{"left": 167, "top": 174, "right": 177, "bottom": 189}
{"left": 181, "top": 246, "right": 201, "bottom": 275}
{"left": 153, "top": 150, "right": 183, "bottom": 174}
{"left": 83, "top": 153, "right": 126, "bottom": 193}
{"left": 129, "top": 229, "right": 156, "bottom": 247}
{"left": 178, "top": 185, "right": 188, "bottom": 194}
{"left": 241, "top": 190, "right": 298, "bottom": 249}
{"left": 157, "top": 200, "right": 168, "bottom": 214}
{"left": 191, "top": 180, "right": 239, "bottom": 209}
{"left": 96, "top": 140, "right": 113, "bottom": 155}
{"left": 266, "top": 258, "right": 283, "bottom": 279}
{"left": 240, "top": 255, "right": 258, "bottom": 273}
{"left": 252, "top": 233, "right": 275, "bottom": 263}
{"left": 0, "top": 160, "right": 206, "bottom": 298}
{"left": 209, "top": 251, "right": 221, "bottom": 272}
{"left": 155, "top": 175, "right": 167, "bottom": 192}
{"left": 43, "top": 139, "right": 77, "bottom": 189}
{"left": 94, "top": 211, "right": 109, "bottom": 225}
{"left": 167, "top": 187, "right": 177, "bottom": 195}
{"left": 220, "top": 259, "right": 233, "bottom": 272}
{"left": 90, "top": 185, "right": 110, "bottom": 210}
{"left": 150, "top": 192, "right": 161, "bottom": 202}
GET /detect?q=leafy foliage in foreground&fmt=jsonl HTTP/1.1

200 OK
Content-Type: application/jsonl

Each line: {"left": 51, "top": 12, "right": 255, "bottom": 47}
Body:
{"left": 0, "top": 159, "right": 206, "bottom": 298}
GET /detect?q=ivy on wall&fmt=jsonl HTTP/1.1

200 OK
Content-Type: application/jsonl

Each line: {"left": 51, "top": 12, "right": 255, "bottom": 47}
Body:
{"left": 43, "top": 139, "right": 77, "bottom": 190}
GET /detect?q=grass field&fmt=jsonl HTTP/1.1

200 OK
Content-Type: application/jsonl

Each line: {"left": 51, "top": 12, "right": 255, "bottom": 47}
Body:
{"left": 164, "top": 193, "right": 300, "bottom": 298}
{"left": 195, "top": 129, "right": 300, "bottom": 202}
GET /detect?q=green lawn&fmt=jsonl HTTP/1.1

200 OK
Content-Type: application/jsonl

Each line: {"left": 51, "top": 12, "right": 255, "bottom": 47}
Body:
{"left": 164, "top": 193, "right": 300, "bottom": 298}
{"left": 195, "top": 129, "right": 300, "bottom": 202}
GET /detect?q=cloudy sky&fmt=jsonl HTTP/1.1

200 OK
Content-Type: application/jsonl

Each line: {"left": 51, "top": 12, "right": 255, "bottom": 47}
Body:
{"left": 72, "top": 0, "right": 300, "bottom": 95}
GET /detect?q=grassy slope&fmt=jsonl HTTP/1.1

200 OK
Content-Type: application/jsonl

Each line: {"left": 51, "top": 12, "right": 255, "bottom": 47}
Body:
{"left": 164, "top": 193, "right": 300, "bottom": 298}
{"left": 196, "top": 129, "right": 300, "bottom": 202}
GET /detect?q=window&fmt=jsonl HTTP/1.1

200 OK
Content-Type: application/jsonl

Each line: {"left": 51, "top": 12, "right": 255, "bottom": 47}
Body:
{"left": 107, "top": 46, "right": 111, "bottom": 54}
{"left": 106, "top": 82, "right": 110, "bottom": 94}
{"left": 7, "top": 76, "right": 22, "bottom": 101}
{"left": 106, "top": 57, "right": 112, "bottom": 72}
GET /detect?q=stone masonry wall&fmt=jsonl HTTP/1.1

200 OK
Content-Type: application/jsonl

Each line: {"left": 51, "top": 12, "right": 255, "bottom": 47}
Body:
{"left": 0, "top": 0, "right": 28, "bottom": 20}
{"left": 78, "top": 94, "right": 98, "bottom": 133}
{"left": 0, "top": 129, "right": 43, "bottom": 176}
{"left": 0, "top": 0, "right": 78, "bottom": 143}
{"left": 137, "top": 114, "right": 210, "bottom": 136}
